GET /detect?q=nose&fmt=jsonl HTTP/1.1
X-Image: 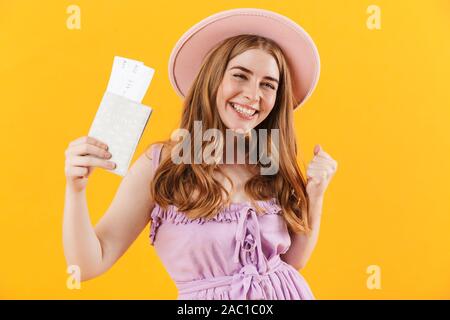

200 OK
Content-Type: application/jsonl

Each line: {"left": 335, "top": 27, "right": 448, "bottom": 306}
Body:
{"left": 242, "top": 80, "right": 260, "bottom": 104}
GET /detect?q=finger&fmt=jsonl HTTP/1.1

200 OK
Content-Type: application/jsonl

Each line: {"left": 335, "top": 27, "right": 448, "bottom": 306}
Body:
{"left": 67, "top": 143, "right": 111, "bottom": 158}
{"left": 308, "top": 164, "right": 325, "bottom": 172}
{"left": 311, "top": 152, "right": 338, "bottom": 170}
{"left": 308, "top": 165, "right": 334, "bottom": 178}
{"left": 68, "top": 155, "right": 116, "bottom": 170}
{"left": 306, "top": 167, "right": 323, "bottom": 178}
{"left": 308, "top": 159, "right": 335, "bottom": 171}
{"left": 315, "top": 149, "right": 334, "bottom": 160}
{"left": 313, "top": 144, "right": 321, "bottom": 155}
{"left": 69, "top": 136, "right": 109, "bottom": 150}
{"left": 68, "top": 136, "right": 86, "bottom": 146}
{"left": 307, "top": 168, "right": 328, "bottom": 179}
{"left": 308, "top": 166, "right": 335, "bottom": 179}
{"left": 310, "top": 157, "right": 335, "bottom": 167}
{"left": 310, "top": 157, "right": 337, "bottom": 170}
{"left": 65, "top": 166, "right": 88, "bottom": 177}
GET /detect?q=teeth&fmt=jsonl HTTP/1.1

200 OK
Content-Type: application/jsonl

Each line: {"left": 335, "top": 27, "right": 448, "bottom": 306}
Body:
{"left": 230, "top": 103, "right": 256, "bottom": 116}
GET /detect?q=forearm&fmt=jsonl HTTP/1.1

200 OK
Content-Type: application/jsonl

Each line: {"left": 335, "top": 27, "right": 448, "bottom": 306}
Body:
{"left": 62, "top": 184, "right": 104, "bottom": 280}
{"left": 282, "top": 196, "right": 323, "bottom": 269}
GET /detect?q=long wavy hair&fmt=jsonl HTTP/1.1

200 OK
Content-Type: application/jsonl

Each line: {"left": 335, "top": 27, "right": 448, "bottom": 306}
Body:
{"left": 147, "top": 34, "right": 312, "bottom": 234}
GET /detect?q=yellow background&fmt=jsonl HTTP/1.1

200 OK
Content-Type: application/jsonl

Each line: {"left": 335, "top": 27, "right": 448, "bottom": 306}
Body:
{"left": 1, "top": 0, "right": 449, "bottom": 299}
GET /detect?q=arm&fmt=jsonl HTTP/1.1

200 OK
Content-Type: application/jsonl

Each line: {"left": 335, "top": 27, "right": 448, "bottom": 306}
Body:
{"left": 281, "top": 196, "right": 323, "bottom": 270}
{"left": 281, "top": 144, "right": 337, "bottom": 270}
{"left": 63, "top": 148, "right": 159, "bottom": 281}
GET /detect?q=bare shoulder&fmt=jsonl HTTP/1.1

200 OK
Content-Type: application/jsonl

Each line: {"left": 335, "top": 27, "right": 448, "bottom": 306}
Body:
{"left": 142, "top": 141, "right": 173, "bottom": 168}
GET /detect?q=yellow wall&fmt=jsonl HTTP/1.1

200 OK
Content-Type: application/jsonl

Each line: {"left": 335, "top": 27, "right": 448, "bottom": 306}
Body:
{"left": 0, "top": 0, "right": 449, "bottom": 299}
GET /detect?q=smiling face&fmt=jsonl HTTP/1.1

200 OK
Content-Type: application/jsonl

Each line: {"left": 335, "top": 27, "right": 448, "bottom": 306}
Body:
{"left": 216, "top": 49, "right": 280, "bottom": 134}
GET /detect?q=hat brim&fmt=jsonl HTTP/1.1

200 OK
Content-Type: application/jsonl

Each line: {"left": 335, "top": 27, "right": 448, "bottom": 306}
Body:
{"left": 168, "top": 8, "right": 321, "bottom": 109}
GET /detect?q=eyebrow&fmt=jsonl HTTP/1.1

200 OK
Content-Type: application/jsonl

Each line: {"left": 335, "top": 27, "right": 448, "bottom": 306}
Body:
{"left": 229, "top": 65, "right": 279, "bottom": 84}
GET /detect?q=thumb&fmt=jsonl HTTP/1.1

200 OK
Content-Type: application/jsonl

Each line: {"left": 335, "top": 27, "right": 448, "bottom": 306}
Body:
{"left": 314, "top": 144, "right": 321, "bottom": 155}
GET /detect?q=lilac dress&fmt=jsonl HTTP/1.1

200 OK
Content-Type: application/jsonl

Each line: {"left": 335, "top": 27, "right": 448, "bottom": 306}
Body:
{"left": 148, "top": 143, "right": 315, "bottom": 300}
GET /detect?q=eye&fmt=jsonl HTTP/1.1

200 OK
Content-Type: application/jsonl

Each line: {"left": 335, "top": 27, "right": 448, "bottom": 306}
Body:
{"left": 233, "top": 74, "right": 276, "bottom": 90}
{"left": 233, "top": 74, "right": 247, "bottom": 80}
{"left": 263, "top": 83, "right": 276, "bottom": 90}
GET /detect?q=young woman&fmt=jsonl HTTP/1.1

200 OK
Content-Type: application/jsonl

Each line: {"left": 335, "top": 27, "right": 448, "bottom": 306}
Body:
{"left": 63, "top": 8, "right": 337, "bottom": 300}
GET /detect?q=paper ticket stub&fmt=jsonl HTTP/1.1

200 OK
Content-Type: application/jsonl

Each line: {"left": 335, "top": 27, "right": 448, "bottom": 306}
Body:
{"left": 106, "top": 56, "right": 155, "bottom": 103}
{"left": 88, "top": 56, "right": 155, "bottom": 176}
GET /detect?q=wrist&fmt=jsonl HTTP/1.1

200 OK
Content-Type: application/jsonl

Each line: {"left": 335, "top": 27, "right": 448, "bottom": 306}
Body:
{"left": 66, "top": 181, "right": 87, "bottom": 195}
{"left": 308, "top": 194, "right": 324, "bottom": 206}
{"left": 308, "top": 196, "right": 324, "bottom": 225}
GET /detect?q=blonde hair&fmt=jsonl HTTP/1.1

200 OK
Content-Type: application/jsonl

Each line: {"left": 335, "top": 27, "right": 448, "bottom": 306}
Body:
{"left": 147, "top": 34, "right": 311, "bottom": 234}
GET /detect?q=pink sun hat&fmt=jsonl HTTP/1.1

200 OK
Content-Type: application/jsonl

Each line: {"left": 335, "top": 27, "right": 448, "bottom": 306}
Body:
{"left": 168, "top": 8, "right": 321, "bottom": 109}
